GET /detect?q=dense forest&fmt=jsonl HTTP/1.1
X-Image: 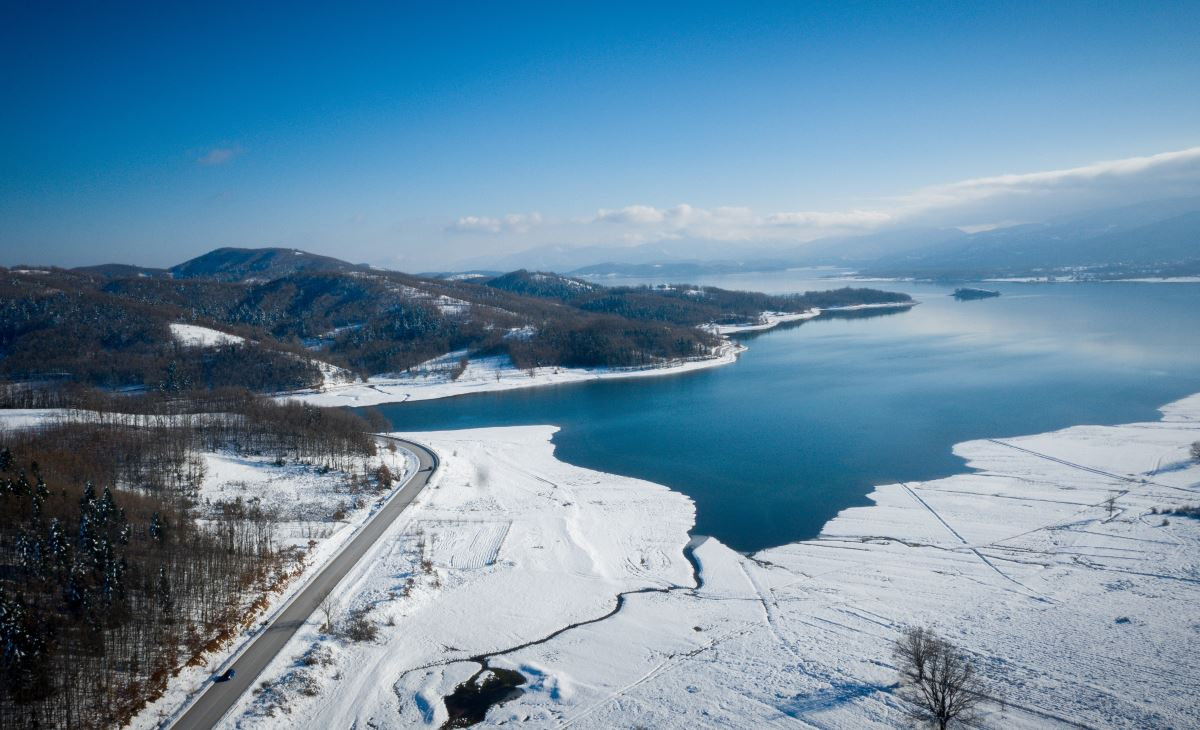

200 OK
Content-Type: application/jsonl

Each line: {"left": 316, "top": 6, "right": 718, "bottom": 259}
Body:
{"left": 0, "top": 386, "right": 378, "bottom": 728}
{"left": 1, "top": 250, "right": 910, "bottom": 394}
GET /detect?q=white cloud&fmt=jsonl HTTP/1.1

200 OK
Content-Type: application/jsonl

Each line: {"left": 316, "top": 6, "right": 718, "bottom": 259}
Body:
{"left": 766, "top": 209, "right": 894, "bottom": 228}
{"left": 595, "top": 205, "right": 667, "bottom": 224}
{"left": 197, "top": 146, "right": 242, "bottom": 166}
{"left": 449, "top": 212, "right": 543, "bottom": 234}
{"left": 903, "top": 146, "right": 1200, "bottom": 212}
{"left": 441, "top": 145, "right": 1200, "bottom": 261}
{"left": 589, "top": 202, "right": 890, "bottom": 242}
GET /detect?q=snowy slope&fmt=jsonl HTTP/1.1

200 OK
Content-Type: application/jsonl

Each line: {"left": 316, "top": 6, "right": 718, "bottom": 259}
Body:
{"left": 170, "top": 322, "right": 246, "bottom": 347}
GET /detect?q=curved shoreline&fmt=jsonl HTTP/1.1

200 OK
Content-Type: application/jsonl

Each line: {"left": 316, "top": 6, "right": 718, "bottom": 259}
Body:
{"left": 284, "top": 301, "right": 915, "bottom": 408}
{"left": 217, "top": 391, "right": 1200, "bottom": 728}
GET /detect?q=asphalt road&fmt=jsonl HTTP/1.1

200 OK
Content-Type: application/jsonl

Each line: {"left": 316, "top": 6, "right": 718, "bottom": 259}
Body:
{"left": 169, "top": 437, "right": 438, "bottom": 730}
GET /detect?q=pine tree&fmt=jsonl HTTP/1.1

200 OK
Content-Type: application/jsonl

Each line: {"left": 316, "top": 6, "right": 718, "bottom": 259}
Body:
{"left": 43, "top": 519, "right": 69, "bottom": 581}
{"left": 0, "top": 590, "right": 51, "bottom": 702}
{"left": 30, "top": 471, "right": 48, "bottom": 522}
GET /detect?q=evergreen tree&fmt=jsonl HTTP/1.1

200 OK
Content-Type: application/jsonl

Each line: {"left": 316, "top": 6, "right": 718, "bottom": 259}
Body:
{"left": 0, "top": 590, "right": 51, "bottom": 702}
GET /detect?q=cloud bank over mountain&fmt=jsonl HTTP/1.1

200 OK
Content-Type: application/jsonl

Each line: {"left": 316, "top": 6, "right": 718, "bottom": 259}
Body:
{"left": 440, "top": 146, "right": 1200, "bottom": 269}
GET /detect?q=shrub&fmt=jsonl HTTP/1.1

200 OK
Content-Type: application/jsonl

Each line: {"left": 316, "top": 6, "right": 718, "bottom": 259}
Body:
{"left": 340, "top": 608, "right": 378, "bottom": 642}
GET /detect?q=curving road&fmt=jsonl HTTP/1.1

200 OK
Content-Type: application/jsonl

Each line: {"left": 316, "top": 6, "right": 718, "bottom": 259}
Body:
{"left": 169, "top": 436, "right": 438, "bottom": 730}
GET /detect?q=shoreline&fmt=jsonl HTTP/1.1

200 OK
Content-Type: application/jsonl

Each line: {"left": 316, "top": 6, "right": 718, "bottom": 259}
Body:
{"left": 215, "top": 390, "right": 1200, "bottom": 728}
{"left": 284, "top": 301, "right": 915, "bottom": 408}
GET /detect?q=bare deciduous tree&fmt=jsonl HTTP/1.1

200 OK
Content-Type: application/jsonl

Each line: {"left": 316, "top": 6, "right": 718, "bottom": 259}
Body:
{"left": 1190, "top": 441, "right": 1200, "bottom": 462}
{"left": 318, "top": 595, "right": 337, "bottom": 634}
{"left": 893, "top": 626, "right": 986, "bottom": 730}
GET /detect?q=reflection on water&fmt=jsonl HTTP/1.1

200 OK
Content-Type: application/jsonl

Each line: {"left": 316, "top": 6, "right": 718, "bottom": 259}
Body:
{"left": 370, "top": 278, "right": 1200, "bottom": 552}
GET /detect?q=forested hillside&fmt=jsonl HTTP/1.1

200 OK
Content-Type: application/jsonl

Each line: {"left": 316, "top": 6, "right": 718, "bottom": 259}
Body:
{"left": 0, "top": 250, "right": 911, "bottom": 393}
{"left": 0, "top": 388, "right": 378, "bottom": 727}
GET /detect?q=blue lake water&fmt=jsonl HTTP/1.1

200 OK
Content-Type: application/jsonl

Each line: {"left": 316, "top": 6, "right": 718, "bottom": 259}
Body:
{"left": 369, "top": 276, "right": 1200, "bottom": 553}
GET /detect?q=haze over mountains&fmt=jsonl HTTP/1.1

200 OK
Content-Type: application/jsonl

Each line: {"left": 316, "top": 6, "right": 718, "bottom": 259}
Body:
{"left": 466, "top": 196, "right": 1200, "bottom": 280}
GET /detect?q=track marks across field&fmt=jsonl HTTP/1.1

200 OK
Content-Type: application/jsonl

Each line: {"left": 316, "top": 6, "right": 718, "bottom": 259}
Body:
{"left": 422, "top": 519, "right": 512, "bottom": 570}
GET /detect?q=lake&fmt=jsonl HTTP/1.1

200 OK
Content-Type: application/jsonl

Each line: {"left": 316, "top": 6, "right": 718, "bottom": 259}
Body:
{"left": 369, "top": 275, "right": 1200, "bottom": 553}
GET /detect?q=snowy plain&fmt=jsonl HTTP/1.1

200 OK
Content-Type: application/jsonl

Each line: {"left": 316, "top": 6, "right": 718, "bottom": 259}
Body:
{"left": 212, "top": 393, "right": 1200, "bottom": 729}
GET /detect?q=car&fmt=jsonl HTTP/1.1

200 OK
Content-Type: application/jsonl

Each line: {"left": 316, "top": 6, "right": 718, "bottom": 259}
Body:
{"left": 213, "top": 668, "right": 236, "bottom": 682}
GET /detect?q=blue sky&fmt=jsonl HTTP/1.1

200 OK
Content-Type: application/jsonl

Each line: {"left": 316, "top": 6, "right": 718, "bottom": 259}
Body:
{"left": 2, "top": 1, "right": 1199, "bottom": 270}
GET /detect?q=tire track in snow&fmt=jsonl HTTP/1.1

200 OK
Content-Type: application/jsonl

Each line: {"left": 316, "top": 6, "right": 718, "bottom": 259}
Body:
{"left": 985, "top": 438, "right": 1195, "bottom": 494}
{"left": 899, "top": 483, "right": 1052, "bottom": 603}
{"left": 556, "top": 624, "right": 757, "bottom": 729}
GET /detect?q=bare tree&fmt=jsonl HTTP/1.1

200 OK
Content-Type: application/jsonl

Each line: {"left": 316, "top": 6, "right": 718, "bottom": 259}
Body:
{"left": 318, "top": 595, "right": 337, "bottom": 634}
{"left": 1191, "top": 441, "right": 1200, "bottom": 462}
{"left": 893, "top": 626, "right": 986, "bottom": 730}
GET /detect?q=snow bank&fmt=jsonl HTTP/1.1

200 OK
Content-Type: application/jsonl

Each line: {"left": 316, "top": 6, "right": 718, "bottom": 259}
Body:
{"left": 220, "top": 393, "right": 1200, "bottom": 729}
{"left": 282, "top": 343, "right": 745, "bottom": 408}
{"left": 706, "top": 309, "right": 821, "bottom": 334}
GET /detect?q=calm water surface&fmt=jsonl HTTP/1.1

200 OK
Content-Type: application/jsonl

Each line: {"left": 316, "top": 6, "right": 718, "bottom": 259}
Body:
{"left": 370, "top": 276, "right": 1200, "bottom": 552}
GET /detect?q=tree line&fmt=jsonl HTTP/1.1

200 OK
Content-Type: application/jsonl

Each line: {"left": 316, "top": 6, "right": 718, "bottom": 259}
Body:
{"left": 2, "top": 266, "right": 911, "bottom": 390}
{"left": 0, "top": 386, "right": 380, "bottom": 727}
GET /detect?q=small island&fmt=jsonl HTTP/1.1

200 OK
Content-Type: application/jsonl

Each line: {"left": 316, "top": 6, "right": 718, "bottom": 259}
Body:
{"left": 952, "top": 287, "right": 1001, "bottom": 301}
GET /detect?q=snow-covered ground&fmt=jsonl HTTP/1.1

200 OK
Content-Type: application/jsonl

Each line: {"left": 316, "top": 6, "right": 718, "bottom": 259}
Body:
{"left": 215, "top": 425, "right": 696, "bottom": 727}
{"left": 171, "top": 322, "right": 247, "bottom": 347}
{"left": 216, "top": 393, "right": 1200, "bottom": 729}
{"left": 285, "top": 303, "right": 914, "bottom": 408}
{"left": 706, "top": 309, "right": 821, "bottom": 334}
{"left": 985, "top": 276, "right": 1200, "bottom": 284}
{"left": 169, "top": 322, "right": 357, "bottom": 387}
{"left": 284, "top": 343, "right": 746, "bottom": 408}
{"left": 0, "top": 407, "right": 418, "bottom": 728}
{"left": 137, "top": 442, "right": 418, "bottom": 729}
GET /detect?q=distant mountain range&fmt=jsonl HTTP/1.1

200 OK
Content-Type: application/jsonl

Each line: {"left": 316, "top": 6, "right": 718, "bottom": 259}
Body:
{"left": 468, "top": 196, "right": 1200, "bottom": 280}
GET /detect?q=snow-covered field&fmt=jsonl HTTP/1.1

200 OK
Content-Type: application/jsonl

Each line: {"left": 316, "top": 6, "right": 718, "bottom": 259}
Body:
{"left": 215, "top": 425, "right": 696, "bottom": 727}
{"left": 214, "top": 394, "right": 1200, "bottom": 729}
{"left": 285, "top": 343, "right": 746, "bottom": 408}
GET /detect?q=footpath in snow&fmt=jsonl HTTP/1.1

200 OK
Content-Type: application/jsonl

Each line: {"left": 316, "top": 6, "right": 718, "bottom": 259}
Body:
{"left": 211, "top": 392, "right": 1200, "bottom": 729}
